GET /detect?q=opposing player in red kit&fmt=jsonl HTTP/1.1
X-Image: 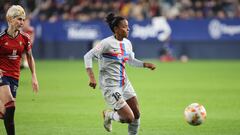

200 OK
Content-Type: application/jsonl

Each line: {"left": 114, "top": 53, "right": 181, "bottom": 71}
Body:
{"left": 0, "top": 5, "right": 39, "bottom": 135}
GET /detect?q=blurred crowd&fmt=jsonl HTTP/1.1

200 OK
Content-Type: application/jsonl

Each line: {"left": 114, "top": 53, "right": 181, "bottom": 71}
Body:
{"left": 1, "top": 0, "right": 240, "bottom": 22}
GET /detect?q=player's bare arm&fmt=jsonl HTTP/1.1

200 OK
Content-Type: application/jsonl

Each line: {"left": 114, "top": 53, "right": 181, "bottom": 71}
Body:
{"left": 26, "top": 50, "right": 39, "bottom": 93}
{"left": 143, "top": 62, "right": 156, "bottom": 70}
{"left": 86, "top": 68, "right": 97, "bottom": 89}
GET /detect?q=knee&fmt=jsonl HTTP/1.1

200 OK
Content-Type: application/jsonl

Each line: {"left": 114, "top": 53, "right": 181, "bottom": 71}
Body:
{"left": 134, "top": 112, "right": 140, "bottom": 120}
{"left": 4, "top": 102, "right": 15, "bottom": 121}
{"left": 124, "top": 115, "right": 135, "bottom": 123}
{"left": 124, "top": 112, "right": 140, "bottom": 123}
{"left": 5, "top": 101, "right": 15, "bottom": 108}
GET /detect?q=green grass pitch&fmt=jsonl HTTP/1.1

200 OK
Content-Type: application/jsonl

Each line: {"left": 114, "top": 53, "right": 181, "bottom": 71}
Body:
{"left": 1, "top": 60, "right": 240, "bottom": 135}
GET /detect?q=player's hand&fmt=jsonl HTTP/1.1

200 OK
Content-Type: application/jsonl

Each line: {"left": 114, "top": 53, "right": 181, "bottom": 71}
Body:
{"left": 32, "top": 74, "right": 39, "bottom": 93}
{"left": 86, "top": 68, "right": 97, "bottom": 89}
{"left": 0, "top": 69, "right": 5, "bottom": 77}
{"left": 89, "top": 78, "right": 97, "bottom": 89}
{"left": 143, "top": 62, "right": 156, "bottom": 70}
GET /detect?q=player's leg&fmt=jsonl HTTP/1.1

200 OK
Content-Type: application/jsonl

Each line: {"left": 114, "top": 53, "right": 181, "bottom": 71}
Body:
{"left": 102, "top": 87, "right": 135, "bottom": 132}
{"left": 123, "top": 80, "right": 140, "bottom": 135}
{"left": 0, "top": 85, "right": 16, "bottom": 135}
{"left": 126, "top": 96, "right": 140, "bottom": 135}
{"left": 105, "top": 99, "right": 140, "bottom": 134}
{"left": 103, "top": 104, "right": 134, "bottom": 132}
{"left": 117, "top": 104, "right": 135, "bottom": 123}
{"left": 0, "top": 99, "right": 5, "bottom": 119}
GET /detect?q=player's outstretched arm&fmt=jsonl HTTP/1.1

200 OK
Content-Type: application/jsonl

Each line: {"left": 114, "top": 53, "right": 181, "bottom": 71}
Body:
{"left": 86, "top": 68, "right": 97, "bottom": 89}
{"left": 26, "top": 50, "right": 39, "bottom": 93}
{"left": 143, "top": 62, "right": 156, "bottom": 70}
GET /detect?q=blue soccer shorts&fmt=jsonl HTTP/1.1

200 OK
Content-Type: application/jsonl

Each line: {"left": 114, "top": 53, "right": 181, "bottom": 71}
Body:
{"left": 0, "top": 76, "right": 19, "bottom": 98}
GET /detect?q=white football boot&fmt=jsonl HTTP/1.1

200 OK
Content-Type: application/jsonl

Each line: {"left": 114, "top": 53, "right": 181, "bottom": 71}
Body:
{"left": 103, "top": 109, "right": 112, "bottom": 132}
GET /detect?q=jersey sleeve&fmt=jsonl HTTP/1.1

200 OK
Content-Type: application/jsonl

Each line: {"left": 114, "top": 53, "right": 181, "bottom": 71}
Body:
{"left": 23, "top": 32, "right": 33, "bottom": 53}
{"left": 84, "top": 40, "right": 108, "bottom": 68}
{"left": 26, "top": 39, "right": 32, "bottom": 52}
{"left": 127, "top": 41, "right": 144, "bottom": 67}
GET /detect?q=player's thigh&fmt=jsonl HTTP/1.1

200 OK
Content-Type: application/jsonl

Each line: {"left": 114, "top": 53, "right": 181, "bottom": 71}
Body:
{"left": 102, "top": 87, "right": 127, "bottom": 110}
{"left": 126, "top": 96, "right": 140, "bottom": 119}
{"left": 0, "top": 85, "right": 15, "bottom": 104}
{"left": 123, "top": 81, "right": 140, "bottom": 117}
{"left": 0, "top": 99, "right": 5, "bottom": 116}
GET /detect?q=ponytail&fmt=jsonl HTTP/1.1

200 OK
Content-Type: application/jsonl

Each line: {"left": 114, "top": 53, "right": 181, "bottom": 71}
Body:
{"left": 105, "top": 13, "right": 125, "bottom": 33}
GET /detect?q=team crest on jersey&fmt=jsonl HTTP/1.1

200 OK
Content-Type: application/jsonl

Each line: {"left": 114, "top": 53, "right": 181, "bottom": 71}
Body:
{"left": 19, "top": 41, "right": 22, "bottom": 46}
{"left": 117, "top": 54, "right": 123, "bottom": 59}
{"left": 4, "top": 42, "right": 8, "bottom": 45}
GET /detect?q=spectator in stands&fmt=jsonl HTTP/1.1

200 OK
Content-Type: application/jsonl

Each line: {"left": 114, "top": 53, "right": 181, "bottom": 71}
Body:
{"left": 1, "top": 0, "right": 240, "bottom": 22}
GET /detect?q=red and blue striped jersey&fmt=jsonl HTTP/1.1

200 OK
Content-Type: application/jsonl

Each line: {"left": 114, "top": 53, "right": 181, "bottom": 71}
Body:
{"left": 84, "top": 36, "right": 143, "bottom": 88}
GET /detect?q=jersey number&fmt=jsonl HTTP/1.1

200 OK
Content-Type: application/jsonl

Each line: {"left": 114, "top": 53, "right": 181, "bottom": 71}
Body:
{"left": 112, "top": 92, "right": 121, "bottom": 101}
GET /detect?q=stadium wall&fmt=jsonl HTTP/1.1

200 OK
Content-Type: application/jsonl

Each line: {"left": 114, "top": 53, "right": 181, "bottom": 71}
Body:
{"left": 1, "top": 18, "right": 240, "bottom": 59}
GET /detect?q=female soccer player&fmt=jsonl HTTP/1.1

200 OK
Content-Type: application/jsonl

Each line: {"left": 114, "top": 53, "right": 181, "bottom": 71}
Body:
{"left": 84, "top": 13, "right": 156, "bottom": 135}
{"left": 0, "top": 5, "right": 39, "bottom": 135}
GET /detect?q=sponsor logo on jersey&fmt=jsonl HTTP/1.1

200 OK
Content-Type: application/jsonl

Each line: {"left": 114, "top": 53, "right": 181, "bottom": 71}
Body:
{"left": 8, "top": 49, "right": 18, "bottom": 60}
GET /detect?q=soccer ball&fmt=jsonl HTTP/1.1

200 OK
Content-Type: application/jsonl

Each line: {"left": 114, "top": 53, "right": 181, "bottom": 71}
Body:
{"left": 184, "top": 103, "right": 207, "bottom": 126}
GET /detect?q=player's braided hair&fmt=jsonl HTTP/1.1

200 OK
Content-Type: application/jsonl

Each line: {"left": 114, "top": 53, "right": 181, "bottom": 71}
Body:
{"left": 105, "top": 13, "right": 125, "bottom": 33}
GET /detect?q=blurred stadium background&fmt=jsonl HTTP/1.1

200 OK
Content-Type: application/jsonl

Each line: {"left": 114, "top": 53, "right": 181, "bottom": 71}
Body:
{"left": 1, "top": 0, "right": 240, "bottom": 60}
{"left": 1, "top": 0, "right": 240, "bottom": 135}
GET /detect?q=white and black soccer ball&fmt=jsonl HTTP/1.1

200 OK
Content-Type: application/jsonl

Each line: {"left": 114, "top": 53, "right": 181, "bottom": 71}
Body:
{"left": 184, "top": 103, "right": 207, "bottom": 126}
